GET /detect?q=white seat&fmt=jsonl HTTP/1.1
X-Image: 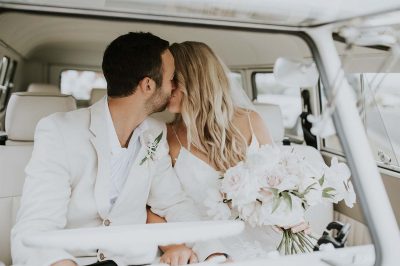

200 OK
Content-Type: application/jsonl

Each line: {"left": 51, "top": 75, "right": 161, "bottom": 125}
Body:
{"left": 0, "top": 145, "right": 33, "bottom": 266}
{"left": 27, "top": 83, "right": 60, "bottom": 94}
{"left": 5, "top": 92, "right": 77, "bottom": 145}
{"left": 90, "top": 88, "right": 107, "bottom": 105}
{"left": 0, "top": 93, "right": 77, "bottom": 265}
{"left": 253, "top": 102, "right": 285, "bottom": 143}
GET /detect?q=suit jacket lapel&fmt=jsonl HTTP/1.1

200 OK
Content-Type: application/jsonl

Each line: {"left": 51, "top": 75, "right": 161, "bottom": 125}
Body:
{"left": 89, "top": 97, "right": 111, "bottom": 219}
{"left": 109, "top": 135, "right": 151, "bottom": 215}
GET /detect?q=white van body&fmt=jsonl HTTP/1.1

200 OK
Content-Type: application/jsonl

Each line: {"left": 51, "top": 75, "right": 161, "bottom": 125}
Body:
{"left": 0, "top": 1, "right": 400, "bottom": 265}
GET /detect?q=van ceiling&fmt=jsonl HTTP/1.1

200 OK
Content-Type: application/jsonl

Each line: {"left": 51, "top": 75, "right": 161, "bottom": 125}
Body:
{"left": 2, "top": 0, "right": 400, "bottom": 27}
{"left": 0, "top": 12, "right": 311, "bottom": 67}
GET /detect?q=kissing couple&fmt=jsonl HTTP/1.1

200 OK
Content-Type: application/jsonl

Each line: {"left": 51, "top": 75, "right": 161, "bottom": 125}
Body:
{"left": 12, "top": 32, "right": 310, "bottom": 266}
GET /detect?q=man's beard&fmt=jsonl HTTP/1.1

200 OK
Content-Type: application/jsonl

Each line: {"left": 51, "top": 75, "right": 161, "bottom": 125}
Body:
{"left": 147, "top": 89, "right": 170, "bottom": 114}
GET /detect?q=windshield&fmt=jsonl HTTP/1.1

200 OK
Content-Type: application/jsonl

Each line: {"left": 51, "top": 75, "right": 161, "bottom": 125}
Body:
{"left": 321, "top": 20, "right": 400, "bottom": 171}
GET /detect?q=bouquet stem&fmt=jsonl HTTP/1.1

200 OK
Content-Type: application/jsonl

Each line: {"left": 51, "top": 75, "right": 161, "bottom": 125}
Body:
{"left": 277, "top": 229, "right": 316, "bottom": 255}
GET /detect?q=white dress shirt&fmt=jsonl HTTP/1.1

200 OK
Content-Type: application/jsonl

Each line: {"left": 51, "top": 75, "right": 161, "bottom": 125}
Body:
{"left": 105, "top": 98, "right": 147, "bottom": 210}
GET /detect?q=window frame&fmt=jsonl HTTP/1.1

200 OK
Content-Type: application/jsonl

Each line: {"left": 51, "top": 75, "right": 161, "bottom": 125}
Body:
{"left": 319, "top": 73, "right": 400, "bottom": 174}
{"left": 0, "top": 56, "right": 14, "bottom": 112}
{"left": 59, "top": 68, "right": 107, "bottom": 101}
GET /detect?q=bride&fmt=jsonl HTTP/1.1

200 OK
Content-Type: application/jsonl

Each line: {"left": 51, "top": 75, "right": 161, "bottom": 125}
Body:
{"left": 148, "top": 41, "right": 310, "bottom": 262}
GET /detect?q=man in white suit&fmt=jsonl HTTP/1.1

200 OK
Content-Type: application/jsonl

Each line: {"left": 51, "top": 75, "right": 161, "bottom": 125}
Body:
{"left": 11, "top": 32, "right": 227, "bottom": 266}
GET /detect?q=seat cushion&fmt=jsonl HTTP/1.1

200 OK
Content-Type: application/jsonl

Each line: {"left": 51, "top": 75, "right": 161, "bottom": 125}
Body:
{"left": 0, "top": 145, "right": 33, "bottom": 265}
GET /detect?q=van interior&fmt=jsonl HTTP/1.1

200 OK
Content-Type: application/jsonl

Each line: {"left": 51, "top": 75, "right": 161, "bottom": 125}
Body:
{"left": 0, "top": 2, "right": 399, "bottom": 266}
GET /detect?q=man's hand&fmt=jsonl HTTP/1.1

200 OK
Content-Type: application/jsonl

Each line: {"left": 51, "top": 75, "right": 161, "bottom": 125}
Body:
{"left": 160, "top": 244, "right": 198, "bottom": 266}
{"left": 51, "top": 259, "right": 77, "bottom": 266}
{"left": 273, "top": 220, "right": 311, "bottom": 234}
{"left": 286, "top": 220, "right": 311, "bottom": 234}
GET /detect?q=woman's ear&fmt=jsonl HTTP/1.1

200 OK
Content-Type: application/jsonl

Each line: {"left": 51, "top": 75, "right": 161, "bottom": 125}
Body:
{"left": 138, "top": 77, "right": 157, "bottom": 96}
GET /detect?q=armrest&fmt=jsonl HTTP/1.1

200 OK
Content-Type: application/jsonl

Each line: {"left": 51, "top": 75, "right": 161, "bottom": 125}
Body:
{"left": 282, "top": 135, "right": 304, "bottom": 145}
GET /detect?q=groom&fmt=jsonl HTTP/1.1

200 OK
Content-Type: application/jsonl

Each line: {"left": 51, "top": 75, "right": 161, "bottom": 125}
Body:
{"left": 11, "top": 32, "right": 226, "bottom": 266}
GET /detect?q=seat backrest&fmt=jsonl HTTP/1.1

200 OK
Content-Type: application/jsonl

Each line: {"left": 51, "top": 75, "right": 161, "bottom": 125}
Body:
{"left": 5, "top": 92, "right": 77, "bottom": 145}
{"left": 90, "top": 88, "right": 107, "bottom": 105}
{"left": 253, "top": 102, "right": 285, "bottom": 142}
{"left": 0, "top": 93, "right": 77, "bottom": 264}
{"left": 0, "top": 145, "right": 33, "bottom": 265}
{"left": 27, "top": 83, "right": 60, "bottom": 94}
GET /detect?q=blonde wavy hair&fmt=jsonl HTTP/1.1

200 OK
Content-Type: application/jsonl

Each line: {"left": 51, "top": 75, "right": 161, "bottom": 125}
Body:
{"left": 169, "top": 41, "right": 248, "bottom": 172}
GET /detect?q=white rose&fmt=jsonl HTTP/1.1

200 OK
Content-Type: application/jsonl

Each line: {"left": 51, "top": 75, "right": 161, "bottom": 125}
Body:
{"left": 221, "top": 163, "right": 260, "bottom": 206}
{"left": 260, "top": 194, "right": 305, "bottom": 227}
{"left": 245, "top": 144, "right": 280, "bottom": 174}
{"left": 258, "top": 188, "right": 274, "bottom": 203}
{"left": 258, "top": 167, "right": 300, "bottom": 192}
{"left": 299, "top": 177, "right": 322, "bottom": 207}
{"left": 238, "top": 202, "right": 263, "bottom": 227}
{"left": 275, "top": 174, "right": 300, "bottom": 192}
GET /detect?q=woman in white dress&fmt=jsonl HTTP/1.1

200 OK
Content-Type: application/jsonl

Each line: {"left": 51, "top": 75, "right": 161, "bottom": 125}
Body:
{"left": 148, "top": 41, "right": 310, "bottom": 262}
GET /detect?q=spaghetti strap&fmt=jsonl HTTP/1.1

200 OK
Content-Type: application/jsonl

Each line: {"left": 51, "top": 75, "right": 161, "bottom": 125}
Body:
{"left": 172, "top": 125, "right": 183, "bottom": 147}
{"left": 247, "top": 112, "right": 255, "bottom": 135}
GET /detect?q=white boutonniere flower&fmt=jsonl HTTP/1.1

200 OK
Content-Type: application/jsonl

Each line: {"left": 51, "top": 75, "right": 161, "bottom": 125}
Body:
{"left": 140, "top": 131, "right": 163, "bottom": 165}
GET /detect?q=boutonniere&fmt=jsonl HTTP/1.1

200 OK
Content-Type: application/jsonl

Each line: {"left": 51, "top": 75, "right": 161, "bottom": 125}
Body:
{"left": 140, "top": 131, "right": 163, "bottom": 165}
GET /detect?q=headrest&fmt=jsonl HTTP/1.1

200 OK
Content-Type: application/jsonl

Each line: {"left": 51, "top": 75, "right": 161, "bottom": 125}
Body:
{"left": 27, "top": 83, "right": 60, "bottom": 93}
{"left": 253, "top": 102, "right": 285, "bottom": 142}
{"left": 5, "top": 92, "right": 77, "bottom": 142}
{"left": 90, "top": 88, "right": 107, "bottom": 105}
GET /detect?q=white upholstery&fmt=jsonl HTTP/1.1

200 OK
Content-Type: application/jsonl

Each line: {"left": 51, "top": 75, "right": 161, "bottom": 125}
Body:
{"left": 5, "top": 92, "right": 77, "bottom": 143}
{"left": 0, "top": 93, "right": 77, "bottom": 264}
{"left": 253, "top": 102, "right": 285, "bottom": 142}
{"left": 27, "top": 83, "right": 60, "bottom": 94}
{"left": 90, "top": 88, "right": 107, "bottom": 105}
{"left": 0, "top": 145, "right": 33, "bottom": 266}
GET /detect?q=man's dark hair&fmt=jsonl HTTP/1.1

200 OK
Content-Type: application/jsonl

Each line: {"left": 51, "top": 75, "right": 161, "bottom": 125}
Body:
{"left": 102, "top": 32, "right": 169, "bottom": 97}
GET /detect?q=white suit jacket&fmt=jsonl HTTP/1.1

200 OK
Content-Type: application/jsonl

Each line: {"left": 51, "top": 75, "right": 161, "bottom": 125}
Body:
{"left": 11, "top": 98, "right": 224, "bottom": 266}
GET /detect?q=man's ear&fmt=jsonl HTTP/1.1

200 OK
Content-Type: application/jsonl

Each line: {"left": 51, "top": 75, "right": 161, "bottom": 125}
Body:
{"left": 138, "top": 77, "right": 156, "bottom": 96}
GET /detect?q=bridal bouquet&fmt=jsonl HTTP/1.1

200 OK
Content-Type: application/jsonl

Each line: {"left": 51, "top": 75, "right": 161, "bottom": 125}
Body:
{"left": 205, "top": 144, "right": 356, "bottom": 255}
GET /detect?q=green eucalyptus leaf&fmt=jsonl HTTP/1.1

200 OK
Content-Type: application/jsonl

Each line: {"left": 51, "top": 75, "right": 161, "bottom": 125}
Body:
{"left": 319, "top": 175, "right": 325, "bottom": 186}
